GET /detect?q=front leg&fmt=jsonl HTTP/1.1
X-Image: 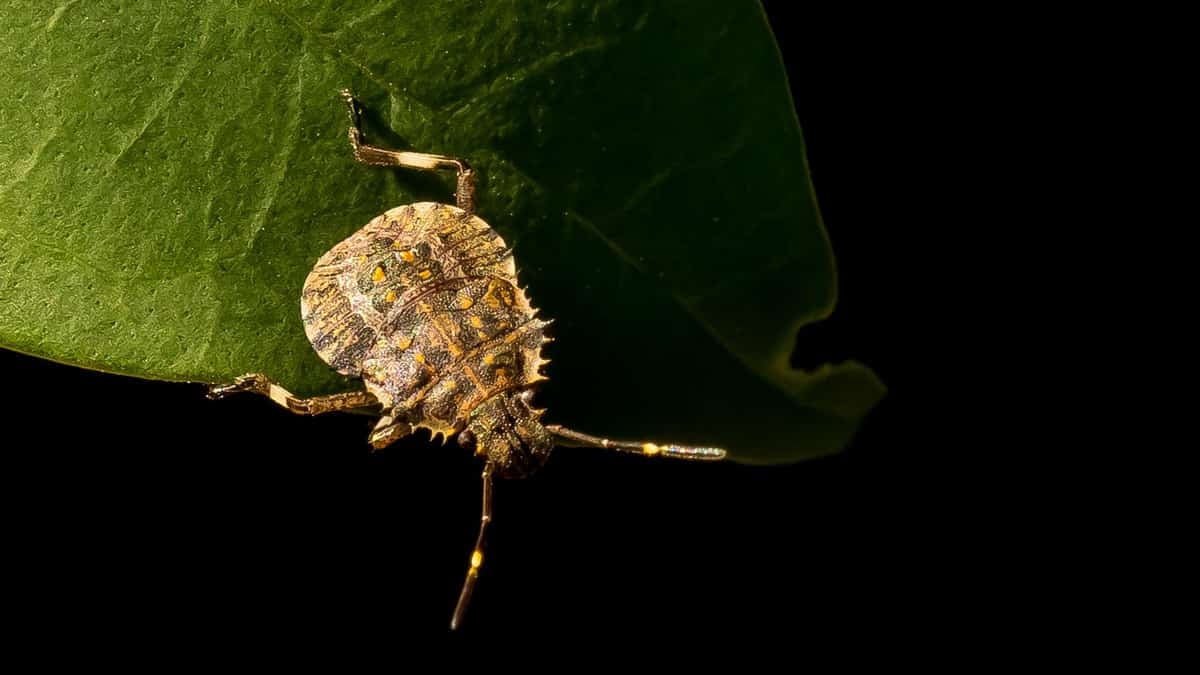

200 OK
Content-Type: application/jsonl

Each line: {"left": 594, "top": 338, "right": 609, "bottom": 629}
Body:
{"left": 208, "top": 373, "right": 378, "bottom": 416}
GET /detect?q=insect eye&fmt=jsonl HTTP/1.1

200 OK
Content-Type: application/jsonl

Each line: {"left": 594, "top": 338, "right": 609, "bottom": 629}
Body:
{"left": 457, "top": 429, "right": 477, "bottom": 452}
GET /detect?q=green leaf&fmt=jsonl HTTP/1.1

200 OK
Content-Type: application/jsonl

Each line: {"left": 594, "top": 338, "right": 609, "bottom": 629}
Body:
{"left": 0, "top": 0, "right": 883, "bottom": 463}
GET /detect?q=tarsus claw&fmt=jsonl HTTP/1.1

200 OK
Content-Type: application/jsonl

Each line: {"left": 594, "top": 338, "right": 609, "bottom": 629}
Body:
{"left": 206, "top": 374, "right": 267, "bottom": 399}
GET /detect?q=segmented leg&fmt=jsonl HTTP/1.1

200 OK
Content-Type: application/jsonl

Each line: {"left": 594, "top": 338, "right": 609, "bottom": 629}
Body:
{"left": 207, "top": 373, "right": 378, "bottom": 416}
{"left": 368, "top": 415, "right": 413, "bottom": 450}
{"left": 340, "top": 89, "right": 477, "bottom": 214}
{"left": 546, "top": 424, "right": 726, "bottom": 461}
{"left": 450, "top": 462, "right": 495, "bottom": 630}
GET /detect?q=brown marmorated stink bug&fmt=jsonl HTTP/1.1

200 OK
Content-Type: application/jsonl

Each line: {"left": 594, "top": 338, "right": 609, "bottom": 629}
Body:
{"left": 207, "top": 90, "right": 725, "bottom": 629}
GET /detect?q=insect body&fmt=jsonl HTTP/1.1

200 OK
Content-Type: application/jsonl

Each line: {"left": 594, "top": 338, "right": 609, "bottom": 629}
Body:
{"left": 301, "top": 199, "right": 556, "bottom": 478}
{"left": 208, "top": 90, "right": 725, "bottom": 629}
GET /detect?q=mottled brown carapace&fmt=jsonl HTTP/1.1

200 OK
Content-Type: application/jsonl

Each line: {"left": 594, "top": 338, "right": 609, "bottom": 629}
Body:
{"left": 301, "top": 202, "right": 553, "bottom": 477}
{"left": 208, "top": 90, "right": 724, "bottom": 630}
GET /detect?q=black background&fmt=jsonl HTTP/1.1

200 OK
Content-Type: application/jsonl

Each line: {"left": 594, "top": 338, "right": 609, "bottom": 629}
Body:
{"left": 2, "top": 3, "right": 961, "bottom": 659}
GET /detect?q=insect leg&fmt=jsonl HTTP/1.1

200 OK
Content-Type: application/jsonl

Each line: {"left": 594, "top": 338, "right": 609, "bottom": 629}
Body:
{"left": 545, "top": 424, "right": 726, "bottom": 461}
{"left": 368, "top": 415, "right": 413, "bottom": 450}
{"left": 450, "top": 461, "right": 495, "bottom": 630}
{"left": 207, "top": 373, "right": 378, "bottom": 415}
{"left": 339, "top": 89, "right": 477, "bottom": 214}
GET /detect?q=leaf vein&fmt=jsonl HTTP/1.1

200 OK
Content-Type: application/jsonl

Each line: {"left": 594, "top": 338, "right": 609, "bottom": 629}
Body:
{"left": 243, "top": 44, "right": 305, "bottom": 255}
{"left": 330, "top": 0, "right": 402, "bottom": 35}
{"left": 0, "top": 123, "right": 61, "bottom": 199}
{"left": 107, "top": 22, "right": 210, "bottom": 170}
{"left": 444, "top": 36, "right": 617, "bottom": 121}
{"left": 266, "top": 5, "right": 438, "bottom": 116}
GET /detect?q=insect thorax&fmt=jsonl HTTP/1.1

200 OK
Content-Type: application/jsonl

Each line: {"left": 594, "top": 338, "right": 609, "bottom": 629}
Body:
{"left": 460, "top": 389, "right": 552, "bottom": 478}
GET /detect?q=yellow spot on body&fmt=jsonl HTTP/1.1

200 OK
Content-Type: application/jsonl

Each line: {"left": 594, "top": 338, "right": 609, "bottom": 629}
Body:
{"left": 357, "top": 254, "right": 368, "bottom": 264}
{"left": 444, "top": 379, "right": 457, "bottom": 390}
{"left": 483, "top": 281, "right": 503, "bottom": 308}
{"left": 414, "top": 352, "right": 426, "bottom": 364}
{"left": 469, "top": 316, "right": 484, "bottom": 329}
{"left": 397, "top": 336, "right": 413, "bottom": 350}
{"left": 458, "top": 295, "right": 475, "bottom": 310}
{"left": 419, "top": 269, "right": 433, "bottom": 280}
{"left": 642, "top": 443, "right": 662, "bottom": 457}
{"left": 372, "top": 266, "right": 386, "bottom": 283}
{"left": 482, "top": 354, "right": 495, "bottom": 365}
{"left": 448, "top": 344, "right": 463, "bottom": 357}
{"left": 399, "top": 249, "right": 416, "bottom": 262}
{"left": 470, "top": 550, "right": 483, "bottom": 569}
{"left": 384, "top": 289, "right": 397, "bottom": 302}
